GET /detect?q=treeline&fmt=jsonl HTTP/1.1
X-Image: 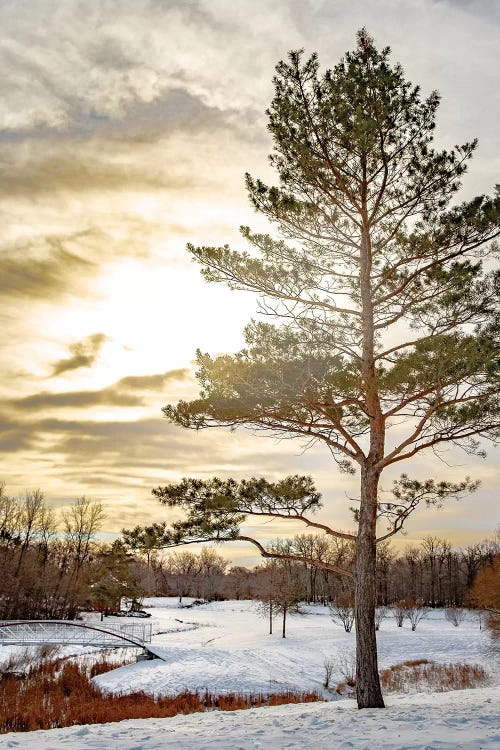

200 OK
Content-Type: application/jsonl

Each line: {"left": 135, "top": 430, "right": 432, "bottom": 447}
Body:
{"left": 0, "top": 485, "right": 140, "bottom": 619}
{"left": 132, "top": 533, "right": 500, "bottom": 609}
{"left": 1, "top": 483, "right": 498, "bottom": 619}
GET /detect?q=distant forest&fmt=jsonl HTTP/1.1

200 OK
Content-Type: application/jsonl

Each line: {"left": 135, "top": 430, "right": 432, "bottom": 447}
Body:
{"left": 1, "top": 484, "right": 498, "bottom": 621}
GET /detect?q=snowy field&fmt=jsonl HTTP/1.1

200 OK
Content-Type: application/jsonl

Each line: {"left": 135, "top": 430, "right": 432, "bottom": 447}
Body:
{"left": 92, "top": 598, "right": 499, "bottom": 698}
{"left": 0, "top": 598, "right": 499, "bottom": 749}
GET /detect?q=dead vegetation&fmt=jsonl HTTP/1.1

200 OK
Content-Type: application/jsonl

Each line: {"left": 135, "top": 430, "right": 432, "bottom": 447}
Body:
{"left": 380, "top": 660, "right": 489, "bottom": 693}
{"left": 335, "top": 659, "right": 489, "bottom": 698}
{"left": 332, "top": 659, "right": 490, "bottom": 697}
{"left": 0, "top": 656, "right": 320, "bottom": 733}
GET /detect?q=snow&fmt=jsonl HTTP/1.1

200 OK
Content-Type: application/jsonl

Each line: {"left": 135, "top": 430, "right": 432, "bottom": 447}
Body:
{"left": 1, "top": 687, "right": 499, "bottom": 749}
{"left": 90, "top": 599, "right": 499, "bottom": 698}
{"left": 1, "top": 598, "right": 499, "bottom": 749}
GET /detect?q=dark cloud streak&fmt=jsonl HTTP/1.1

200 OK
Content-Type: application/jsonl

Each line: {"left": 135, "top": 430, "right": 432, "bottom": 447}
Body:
{"left": 7, "top": 368, "right": 190, "bottom": 412}
{"left": 0, "top": 238, "right": 94, "bottom": 301}
{"left": 52, "top": 333, "right": 109, "bottom": 376}
{"left": 116, "top": 370, "right": 188, "bottom": 389}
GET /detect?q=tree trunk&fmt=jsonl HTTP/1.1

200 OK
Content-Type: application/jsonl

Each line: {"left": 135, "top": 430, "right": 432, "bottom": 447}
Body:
{"left": 356, "top": 214, "right": 385, "bottom": 708}
{"left": 355, "top": 465, "right": 385, "bottom": 708}
{"left": 269, "top": 601, "right": 273, "bottom": 635}
{"left": 430, "top": 557, "right": 435, "bottom": 607}
{"left": 282, "top": 604, "right": 287, "bottom": 638}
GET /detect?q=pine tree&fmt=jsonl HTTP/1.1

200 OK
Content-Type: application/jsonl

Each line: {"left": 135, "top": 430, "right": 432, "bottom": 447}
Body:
{"left": 137, "top": 30, "right": 499, "bottom": 708}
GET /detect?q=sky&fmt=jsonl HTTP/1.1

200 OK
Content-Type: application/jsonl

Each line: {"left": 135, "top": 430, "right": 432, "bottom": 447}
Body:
{"left": 1, "top": 0, "right": 499, "bottom": 565}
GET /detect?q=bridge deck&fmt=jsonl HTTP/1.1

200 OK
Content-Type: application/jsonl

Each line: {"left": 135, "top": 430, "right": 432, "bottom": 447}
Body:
{"left": 0, "top": 620, "right": 152, "bottom": 648}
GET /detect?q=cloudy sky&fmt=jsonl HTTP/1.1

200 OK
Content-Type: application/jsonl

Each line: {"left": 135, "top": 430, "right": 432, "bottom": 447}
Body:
{"left": 1, "top": 0, "right": 499, "bottom": 564}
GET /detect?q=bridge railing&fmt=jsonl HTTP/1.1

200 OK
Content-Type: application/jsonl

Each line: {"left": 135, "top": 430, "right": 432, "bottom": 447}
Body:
{"left": 0, "top": 620, "right": 152, "bottom": 647}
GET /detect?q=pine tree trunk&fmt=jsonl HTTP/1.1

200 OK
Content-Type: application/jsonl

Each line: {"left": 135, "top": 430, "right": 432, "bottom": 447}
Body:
{"left": 355, "top": 467, "right": 385, "bottom": 708}
{"left": 356, "top": 211, "right": 385, "bottom": 709}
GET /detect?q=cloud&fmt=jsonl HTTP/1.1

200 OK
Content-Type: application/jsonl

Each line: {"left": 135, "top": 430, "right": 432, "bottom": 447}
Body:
{"left": 115, "top": 370, "right": 189, "bottom": 390}
{"left": 0, "top": 152, "right": 169, "bottom": 197}
{"left": 0, "top": 417, "right": 38, "bottom": 453}
{"left": 0, "top": 234, "right": 95, "bottom": 301}
{"left": 51, "top": 333, "right": 109, "bottom": 376}
{"left": 0, "top": 0, "right": 498, "bottom": 543}
{"left": 0, "top": 0, "right": 281, "bottom": 132}
{"left": 0, "top": 402, "right": 497, "bottom": 539}
{"left": 8, "top": 368, "right": 190, "bottom": 411}
{"left": 0, "top": 88, "right": 235, "bottom": 199}
{"left": 12, "top": 389, "right": 143, "bottom": 411}
{"left": 435, "top": 0, "right": 500, "bottom": 20}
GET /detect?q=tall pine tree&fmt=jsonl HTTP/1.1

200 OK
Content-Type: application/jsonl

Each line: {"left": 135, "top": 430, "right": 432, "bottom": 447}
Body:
{"left": 149, "top": 31, "right": 499, "bottom": 707}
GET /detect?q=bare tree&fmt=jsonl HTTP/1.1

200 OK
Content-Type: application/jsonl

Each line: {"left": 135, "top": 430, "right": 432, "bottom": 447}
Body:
{"left": 168, "top": 550, "right": 202, "bottom": 602}
{"left": 197, "top": 547, "right": 228, "bottom": 601}
{"left": 269, "top": 552, "right": 304, "bottom": 638}
{"left": 256, "top": 558, "right": 302, "bottom": 638}
{"left": 330, "top": 593, "right": 356, "bottom": 633}
{"left": 226, "top": 565, "right": 256, "bottom": 600}
{"left": 391, "top": 601, "right": 407, "bottom": 628}
{"left": 421, "top": 536, "right": 444, "bottom": 607}
{"left": 405, "top": 600, "right": 429, "bottom": 631}
{"left": 374, "top": 606, "right": 388, "bottom": 631}
{"left": 15, "top": 489, "right": 46, "bottom": 575}
{"left": 376, "top": 542, "right": 396, "bottom": 606}
{"left": 0, "top": 484, "right": 21, "bottom": 551}
{"left": 255, "top": 575, "right": 279, "bottom": 636}
{"left": 62, "top": 496, "right": 104, "bottom": 615}
{"left": 445, "top": 607, "right": 466, "bottom": 627}
{"left": 63, "top": 496, "right": 104, "bottom": 574}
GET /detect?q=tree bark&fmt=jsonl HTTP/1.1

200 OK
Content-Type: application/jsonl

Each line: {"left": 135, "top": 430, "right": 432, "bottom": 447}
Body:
{"left": 355, "top": 465, "right": 385, "bottom": 708}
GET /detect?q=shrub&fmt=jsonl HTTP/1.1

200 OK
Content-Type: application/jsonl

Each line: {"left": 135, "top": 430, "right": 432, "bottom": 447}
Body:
{"left": 329, "top": 594, "right": 355, "bottom": 633}
{"left": 445, "top": 607, "right": 466, "bottom": 627}
{"left": 334, "top": 649, "right": 356, "bottom": 687}
{"left": 0, "top": 645, "right": 60, "bottom": 678}
{"left": 323, "top": 658, "right": 335, "bottom": 689}
{"left": 391, "top": 601, "right": 407, "bottom": 627}
{"left": 405, "top": 601, "right": 429, "bottom": 631}
{"left": 486, "top": 612, "right": 500, "bottom": 638}
{"left": 374, "top": 606, "right": 388, "bottom": 631}
{"left": 390, "top": 599, "right": 427, "bottom": 630}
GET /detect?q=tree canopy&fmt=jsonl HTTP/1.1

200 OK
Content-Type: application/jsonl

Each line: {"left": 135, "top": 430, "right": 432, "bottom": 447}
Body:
{"left": 165, "top": 31, "right": 499, "bottom": 470}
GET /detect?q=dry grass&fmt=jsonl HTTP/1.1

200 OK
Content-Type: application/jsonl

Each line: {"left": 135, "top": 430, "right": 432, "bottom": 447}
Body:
{"left": 0, "top": 657, "right": 320, "bottom": 733}
{"left": 334, "top": 659, "right": 489, "bottom": 696}
{"left": 486, "top": 612, "right": 500, "bottom": 638}
{"left": 0, "top": 645, "right": 60, "bottom": 678}
{"left": 379, "top": 660, "right": 490, "bottom": 694}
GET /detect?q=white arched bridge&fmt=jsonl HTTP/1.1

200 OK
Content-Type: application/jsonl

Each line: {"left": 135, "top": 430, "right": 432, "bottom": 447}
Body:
{"left": 0, "top": 620, "right": 153, "bottom": 650}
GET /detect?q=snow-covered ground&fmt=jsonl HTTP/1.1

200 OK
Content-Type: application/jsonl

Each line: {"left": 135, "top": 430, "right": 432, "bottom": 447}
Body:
{"left": 90, "top": 598, "right": 499, "bottom": 698}
{"left": 1, "top": 598, "right": 498, "bottom": 749}
{"left": 2, "top": 687, "right": 499, "bottom": 749}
